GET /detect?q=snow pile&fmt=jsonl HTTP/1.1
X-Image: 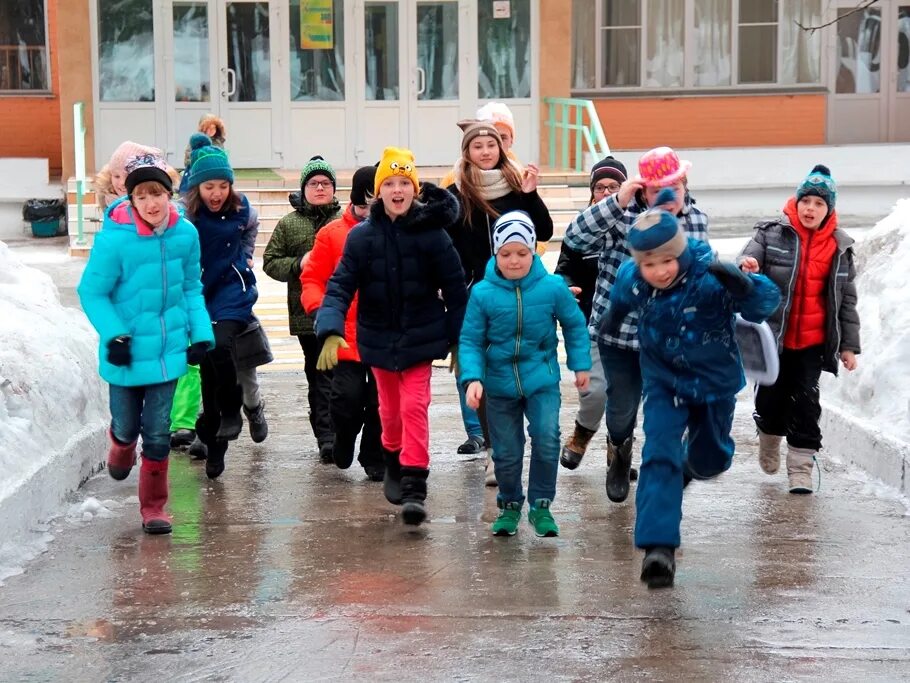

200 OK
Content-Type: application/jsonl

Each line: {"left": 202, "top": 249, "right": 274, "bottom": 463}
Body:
{"left": 65, "top": 496, "right": 123, "bottom": 524}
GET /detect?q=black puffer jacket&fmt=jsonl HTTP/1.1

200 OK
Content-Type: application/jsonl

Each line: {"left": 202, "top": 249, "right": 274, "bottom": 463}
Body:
{"left": 316, "top": 183, "right": 468, "bottom": 372}
{"left": 554, "top": 240, "right": 598, "bottom": 321}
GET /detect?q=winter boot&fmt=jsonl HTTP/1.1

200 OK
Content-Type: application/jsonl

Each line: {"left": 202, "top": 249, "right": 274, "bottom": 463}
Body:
{"left": 138, "top": 457, "right": 172, "bottom": 534}
{"left": 363, "top": 464, "right": 386, "bottom": 482}
{"left": 107, "top": 429, "right": 137, "bottom": 481}
{"left": 757, "top": 430, "right": 783, "bottom": 475}
{"left": 560, "top": 421, "right": 597, "bottom": 470}
{"left": 187, "top": 434, "right": 208, "bottom": 460}
{"left": 787, "top": 445, "right": 816, "bottom": 494}
{"left": 243, "top": 402, "right": 268, "bottom": 443}
{"left": 215, "top": 411, "right": 243, "bottom": 441}
{"left": 318, "top": 442, "right": 335, "bottom": 464}
{"left": 399, "top": 467, "right": 429, "bottom": 526}
{"left": 606, "top": 436, "right": 635, "bottom": 503}
{"left": 528, "top": 499, "right": 559, "bottom": 537}
{"left": 205, "top": 439, "right": 228, "bottom": 480}
{"left": 484, "top": 448, "right": 497, "bottom": 487}
{"left": 640, "top": 546, "right": 676, "bottom": 589}
{"left": 170, "top": 429, "right": 195, "bottom": 450}
{"left": 491, "top": 500, "right": 522, "bottom": 537}
{"left": 383, "top": 448, "right": 403, "bottom": 505}
{"left": 332, "top": 432, "right": 357, "bottom": 470}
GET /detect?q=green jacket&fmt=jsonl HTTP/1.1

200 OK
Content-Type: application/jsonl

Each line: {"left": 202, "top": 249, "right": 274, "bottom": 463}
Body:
{"left": 263, "top": 192, "right": 341, "bottom": 335}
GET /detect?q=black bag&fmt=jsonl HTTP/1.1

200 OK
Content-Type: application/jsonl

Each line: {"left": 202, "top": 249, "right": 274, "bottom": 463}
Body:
{"left": 232, "top": 317, "right": 273, "bottom": 370}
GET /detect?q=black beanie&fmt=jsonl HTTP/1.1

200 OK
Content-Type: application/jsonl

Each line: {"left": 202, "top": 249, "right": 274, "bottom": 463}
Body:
{"left": 590, "top": 156, "right": 628, "bottom": 191}
{"left": 350, "top": 164, "right": 378, "bottom": 205}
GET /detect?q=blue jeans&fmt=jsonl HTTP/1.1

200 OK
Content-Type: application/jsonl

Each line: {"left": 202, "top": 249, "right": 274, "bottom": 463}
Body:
{"left": 486, "top": 385, "right": 561, "bottom": 506}
{"left": 456, "top": 376, "right": 483, "bottom": 440}
{"left": 110, "top": 381, "right": 178, "bottom": 461}
{"left": 598, "top": 342, "right": 642, "bottom": 444}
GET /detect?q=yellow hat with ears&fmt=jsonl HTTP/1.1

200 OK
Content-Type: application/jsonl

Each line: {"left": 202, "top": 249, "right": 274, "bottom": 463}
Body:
{"left": 374, "top": 146, "right": 419, "bottom": 196}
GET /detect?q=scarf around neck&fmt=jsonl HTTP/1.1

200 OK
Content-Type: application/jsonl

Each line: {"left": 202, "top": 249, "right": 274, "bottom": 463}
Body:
{"left": 454, "top": 165, "right": 514, "bottom": 201}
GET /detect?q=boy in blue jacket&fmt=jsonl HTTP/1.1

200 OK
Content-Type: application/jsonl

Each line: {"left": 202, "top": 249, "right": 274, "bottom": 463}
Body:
{"left": 605, "top": 190, "right": 780, "bottom": 588}
{"left": 459, "top": 211, "right": 592, "bottom": 538}
{"left": 78, "top": 153, "right": 214, "bottom": 535}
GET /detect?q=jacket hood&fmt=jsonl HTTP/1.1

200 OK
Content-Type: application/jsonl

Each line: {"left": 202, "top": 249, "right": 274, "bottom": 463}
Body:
{"left": 343, "top": 203, "right": 365, "bottom": 228}
{"left": 484, "top": 253, "right": 548, "bottom": 290}
{"left": 289, "top": 190, "right": 341, "bottom": 219}
{"left": 368, "top": 182, "right": 460, "bottom": 232}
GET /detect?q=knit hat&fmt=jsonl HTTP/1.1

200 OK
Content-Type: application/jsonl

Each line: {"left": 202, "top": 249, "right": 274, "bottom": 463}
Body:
{"left": 109, "top": 140, "right": 162, "bottom": 175}
{"left": 300, "top": 155, "right": 336, "bottom": 191}
{"left": 184, "top": 133, "right": 234, "bottom": 189}
{"left": 492, "top": 210, "right": 537, "bottom": 255}
{"left": 124, "top": 152, "right": 173, "bottom": 195}
{"left": 590, "top": 156, "right": 628, "bottom": 191}
{"left": 350, "top": 164, "right": 378, "bottom": 205}
{"left": 476, "top": 102, "right": 516, "bottom": 142}
{"left": 796, "top": 164, "right": 837, "bottom": 212}
{"left": 457, "top": 119, "right": 503, "bottom": 153}
{"left": 638, "top": 146, "right": 692, "bottom": 188}
{"left": 628, "top": 199, "right": 689, "bottom": 268}
{"left": 374, "top": 147, "right": 419, "bottom": 196}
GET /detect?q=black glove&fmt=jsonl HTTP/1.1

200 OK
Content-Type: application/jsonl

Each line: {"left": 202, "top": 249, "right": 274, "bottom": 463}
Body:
{"left": 107, "top": 336, "right": 132, "bottom": 367}
{"left": 186, "top": 342, "right": 208, "bottom": 366}
{"left": 600, "top": 303, "right": 628, "bottom": 337}
{"left": 708, "top": 261, "right": 754, "bottom": 299}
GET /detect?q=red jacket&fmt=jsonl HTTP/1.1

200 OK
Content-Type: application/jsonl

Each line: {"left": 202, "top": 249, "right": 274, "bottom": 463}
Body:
{"left": 782, "top": 197, "right": 838, "bottom": 350}
{"left": 300, "top": 204, "right": 364, "bottom": 362}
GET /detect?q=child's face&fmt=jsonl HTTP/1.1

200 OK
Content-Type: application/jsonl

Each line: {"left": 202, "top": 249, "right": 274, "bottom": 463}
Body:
{"left": 496, "top": 243, "right": 533, "bottom": 280}
{"left": 304, "top": 174, "right": 334, "bottom": 206}
{"left": 379, "top": 176, "right": 415, "bottom": 219}
{"left": 131, "top": 184, "right": 170, "bottom": 226}
{"left": 467, "top": 136, "right": 501, "bottom": 171}
{"left": 199, "top": 180, "right": 231, "bottom": 212}
{"left": 797, "top": 195, "right": 827, "bottom": 229}
{"left": 204, "top": 123, "right": 218, "bottom": 138}
{"left": 645, "top": 180, "right": 685, "bottom": 214}
{"left": 111, "top": 169, "right": 127, "bottom": 196}
{"left": 496, "top": 126, "right": 513, "bottom": 151}
{"left": 639, "top": 254, "right": 680, "bottom": 290}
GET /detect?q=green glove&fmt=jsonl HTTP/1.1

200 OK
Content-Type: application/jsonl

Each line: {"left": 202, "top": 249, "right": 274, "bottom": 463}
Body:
{"left": 449, "top": 344, "right": 459, "bottom": 375}
{"left": 317, "top": 335, "right": 348, "bottom": 371}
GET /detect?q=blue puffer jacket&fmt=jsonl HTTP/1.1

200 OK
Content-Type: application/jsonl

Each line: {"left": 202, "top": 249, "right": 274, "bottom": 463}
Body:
{"left": 189, "top": 193, "right": 258, "bottom": 322}
{"left": 77, "top": 197, "right": 214, "bottom": 387}
{"left": 459, "top": 255, "right": 592, "bottom": 399}
{"left": 608, "top": 240, "right": 780, "bottom": 403}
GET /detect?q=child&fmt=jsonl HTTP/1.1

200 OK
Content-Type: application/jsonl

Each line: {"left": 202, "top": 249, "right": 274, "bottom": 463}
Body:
{"left": 738, "top": 164, "right": 860, "bottom": 493}
{"left": 180, "top": 113, "right": 227, "bottom": 191}
{"left": 605, "top": 194, "right": 780, "bottom": 587}
{"left": 440, "top": 101, "right": 523, "bottom": 188}
{"left": 93, "top": 141, "right": 178, "bottom": 211}
{"left": 563, "top": 146, "right": 709, "bottom": 504}
{"left": 459, "top": 211, "right": 592, "bottom": 538}
{"left": 263, "top": 155, "right": 342, "bottom": 463}
{"left": 77, "top": 153, "right": 214, "bottom": 534}
{"left": 181, "top": 133, "right": 268, "bottom": 478}
{"left": 315, "top": 147, "right": 467, "bottom": 526}
{"left": 301, "top": 164, "right": 385, "bottom": 481}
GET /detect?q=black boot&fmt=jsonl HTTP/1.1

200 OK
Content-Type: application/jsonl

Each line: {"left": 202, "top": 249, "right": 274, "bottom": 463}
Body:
{"left": 318, "top": 442, "right": 335, "bottom": 464}
{"left": 606, "top": 436, "right": 634, "bottom": 503}
{"left": 170, "top": 429, "right": 195, "bottom": 449}
{"left": 332, "top": 431, "right": 357, "bottom": 470}
{"left": 216, "top": 411, "right": 243, "bottom": 441}
{"left": 383, "top": 449, "right": 403, "bottom": 505}
{"left": 399, "top": 467, "right": 429, "bottom": 526}
{"left": 243, "top": 402, "right": 268, "bottom": 443}
{"left": 560, "top": 421, "right": 597, "bottom": 470}
{"left": 188, "top": 435, "right": 208, "bottom": 460}
{"left": 640, "top": 546, "right": 676, "bottom": 589}
{"left": 205, "top": 439, "right": 228, "bottom": 479}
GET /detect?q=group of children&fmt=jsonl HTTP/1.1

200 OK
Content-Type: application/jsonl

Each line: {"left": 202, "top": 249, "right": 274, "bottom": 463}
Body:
{"left": 80, "top": 109, "right": 861, "bottom": 590}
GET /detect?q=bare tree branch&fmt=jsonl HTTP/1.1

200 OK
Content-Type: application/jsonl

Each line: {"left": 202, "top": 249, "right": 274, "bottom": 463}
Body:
{"left": 796, "top": 0, "right": 881, "bottom": 33}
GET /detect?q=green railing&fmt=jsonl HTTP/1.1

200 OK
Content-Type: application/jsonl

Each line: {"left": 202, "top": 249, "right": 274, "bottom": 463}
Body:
{"left": 543, "top": 97, "right": 610, "bottom": 172}
{"left": 73, "top": 102, "right": 87, "bottom": 246}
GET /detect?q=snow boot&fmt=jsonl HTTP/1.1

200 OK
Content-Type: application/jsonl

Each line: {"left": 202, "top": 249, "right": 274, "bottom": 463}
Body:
{"left": 205, "top": 439, "right": 228, "bottom": 480}
{"left": 399, "top": 467, "right": 429, "bottom": 526}
{"left": 215, "top": 411, "right": 243, "bottom": 441}
{"left": 107, "top": 429, "right": 137, "bottom": 481}
{"left": 560, "top": 421, "right": 597, "bottom": 470}
{"left": 758, "top": 430, "right": 783, "bottom": 474}
{"left": 243, "top": 402, "right": 268, "bottom": 443}
{"left": 787, "top": 445, "right": 816, "bottom": 494}
{"left": 139, "top": 457, "right": 172, "bottom": 534}
{"left": 170, "top": 429, "right": 195, "bottom": 450}
{"left": 640, "top": 546, "right": 676, "bottom": 589}
{"left": 188, "top": 434, "right": 208, "bottom": 460}
{"left": 318, "top": 442, "right": 335, "bottom": 464}
{"left": 484, "top": 448, "right": 497, "bottom": 487}
{"left": 606, "top": 436, "right": 635, "bottom": 503}
{"left": 363, "top": 464, "right": 385, "bottom": 482}
{"left": 383, "top": 448, "right": 403, "bottom": 505}
{"left": 491, "top": 500, "right": 522, "bottom": 537}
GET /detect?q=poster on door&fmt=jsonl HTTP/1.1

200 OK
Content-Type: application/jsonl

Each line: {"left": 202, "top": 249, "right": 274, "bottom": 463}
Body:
{"left": 300, "top": 0, "right": 333, "bottom": 49}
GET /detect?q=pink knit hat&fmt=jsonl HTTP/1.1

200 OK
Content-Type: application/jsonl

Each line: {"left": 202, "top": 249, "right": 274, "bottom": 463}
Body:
{"left": 638, "top": 146, "right": 692, "bottom": 188}
{"left": 108, "top": 141, "right": 163, "bottom": 175}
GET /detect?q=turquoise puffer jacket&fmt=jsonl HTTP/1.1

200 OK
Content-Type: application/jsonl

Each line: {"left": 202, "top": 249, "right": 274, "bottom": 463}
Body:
{"left": 459, "top": 255, "right": 591, "bottom": 399}
{"left": 77, "top": 197, "right": 214, "bottom": 387}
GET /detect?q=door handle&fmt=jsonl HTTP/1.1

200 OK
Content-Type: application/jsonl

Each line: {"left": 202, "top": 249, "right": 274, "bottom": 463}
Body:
{"left": 416, "top": 67, "right": 426, "bottom": 96}
{"left": 226, "top": 67, "right": 237, "bottom": 97}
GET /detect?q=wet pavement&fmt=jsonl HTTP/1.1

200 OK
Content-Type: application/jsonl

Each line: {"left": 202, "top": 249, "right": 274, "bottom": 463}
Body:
{"left": 1, "top": 368, "right": 909, "bottom": 682}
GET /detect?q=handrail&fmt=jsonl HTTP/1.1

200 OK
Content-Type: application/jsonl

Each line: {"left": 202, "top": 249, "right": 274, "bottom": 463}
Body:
{"left": 73, "top": 102, "right": 87, "bottom": 246}
{"left": 543, "top": 97, "right": 610, "bottom": 172}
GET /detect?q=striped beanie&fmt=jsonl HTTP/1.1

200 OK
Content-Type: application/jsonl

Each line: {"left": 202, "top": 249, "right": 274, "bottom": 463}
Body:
{"left": 796, "top": 164, "right": 836, "bottom": 212}
{"left": 492, "top": 210, "right": 536, "bottom": 254}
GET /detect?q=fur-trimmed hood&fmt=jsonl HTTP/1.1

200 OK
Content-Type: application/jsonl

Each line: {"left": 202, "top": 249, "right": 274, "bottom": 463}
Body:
{"left": 369, "top": 182, "right": 461, "bottom": 232}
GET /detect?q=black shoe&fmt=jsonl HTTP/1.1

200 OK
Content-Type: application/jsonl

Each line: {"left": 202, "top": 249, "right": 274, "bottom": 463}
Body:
{"left": 457, "top": 435, "right": 485, "bottom": 455}
{"left": 641, "top": 547, "right": 676, "bottom": 589}
{"left": 364, "top": 465, "right": 385, "bottom": 482}
{"left": 606, "top": 436, "right": 634, "bottom": 503}
{"left": 188, "top": 435, "right": 208, "bottom": 460}
{"left": 215, "top": 412, "right": 243, "bottom": 441}
{"left": 630, "top": 467, "right": 639, "bottom": 482}
{"left": 205, "top": 440, "right": 228, "bottom": 479}
{"left": 319, "top": 442, "right": 334, "bottom": 464}
{"left": 243, "top": 402, "right": 268, "bottom": 443}
{"left": 170, "top": 429, "right": 195, "bottom": 449}
{"left": 400, "top": 467, "right": 429, "bottom": 526}
{"left": 383, "top": 449, "right": 403, "bottom": 505}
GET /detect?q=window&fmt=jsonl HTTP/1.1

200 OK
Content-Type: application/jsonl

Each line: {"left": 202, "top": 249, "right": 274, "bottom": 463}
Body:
{"left": 0, "top": 0, "right": 49, "bottom": 92}
{"left": 290, "top": 0, "right": 345, "bottom": 101}
{"left": 571, "top": 0, "right": 821, "bottom": 91}
{"left": 98, "top": 0, "right": 155, "bottom": 102}
{"left": 478, "top": 0, "right": 531, "bottom": 98}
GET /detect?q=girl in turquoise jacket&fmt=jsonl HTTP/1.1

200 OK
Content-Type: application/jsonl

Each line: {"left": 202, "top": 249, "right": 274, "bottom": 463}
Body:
{"left": 78, "top": 153, "right": 213, "bottom": 535}
{"left": 459, "top": 211, "right": 591, "bottom": 538}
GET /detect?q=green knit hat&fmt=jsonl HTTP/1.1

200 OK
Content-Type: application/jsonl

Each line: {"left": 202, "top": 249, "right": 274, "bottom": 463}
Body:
{"left": 185, "top": 133, "right": 234, "bottom": 189}
{"left": 300, "top": 155, "right": 336, "bottom": 191}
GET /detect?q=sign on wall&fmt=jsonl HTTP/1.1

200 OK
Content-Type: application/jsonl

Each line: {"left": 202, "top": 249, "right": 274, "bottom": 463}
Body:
{"left": 300, "top": 0, "right": 333, "bottom": 49}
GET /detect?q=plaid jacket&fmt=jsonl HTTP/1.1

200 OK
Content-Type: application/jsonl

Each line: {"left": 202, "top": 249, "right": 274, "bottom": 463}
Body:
{"left": 562, "top": 192, "right": 710, "bottom": 350}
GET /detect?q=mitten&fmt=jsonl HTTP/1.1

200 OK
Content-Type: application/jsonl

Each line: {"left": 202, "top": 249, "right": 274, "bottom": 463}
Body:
{"left": 708, "top": 261, "right": 755, "bottom": 299}
{"left": 316, "top": 335, "right": 348, "bottom": 372}
{"left": 186, "top": 342, "right": 209, "bottom": 366}
{"left": 107, "top": 336, "right": 132, "bottom": 367}
{"left": 448, "top": 345, "right": 459, "bottom": 375}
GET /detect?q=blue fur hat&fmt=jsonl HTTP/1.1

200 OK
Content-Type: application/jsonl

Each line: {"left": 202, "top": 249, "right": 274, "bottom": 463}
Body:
{"left": 185, "top": 133, "right": 234, "bottom": 190}
{"left": 796, "top": 164, "right": 836, "bottom": 212}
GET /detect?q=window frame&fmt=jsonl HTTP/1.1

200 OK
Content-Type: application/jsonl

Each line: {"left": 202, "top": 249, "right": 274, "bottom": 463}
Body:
{"left": 0, "top": 0, "right": 52, "bottom": 96}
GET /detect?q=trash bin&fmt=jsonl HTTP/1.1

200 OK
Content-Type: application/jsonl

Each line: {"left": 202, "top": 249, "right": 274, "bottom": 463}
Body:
{"left": 23, "top": 198, "right": 67, "bottom": 238}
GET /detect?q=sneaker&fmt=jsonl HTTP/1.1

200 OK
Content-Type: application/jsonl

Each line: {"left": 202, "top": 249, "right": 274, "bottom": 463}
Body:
{"left": 170, "top": 429, "right": 195, "bottom": 449}
{"left": 528, "top": 499, "right": 559, "bottom": 537}
{"left": 457, "top": 435, "right": 485, "bottom": 455}
{"left": 491, "top": 501, "right": 522, "bottom": 536}
{"left": 640, "top": 547, "right": 676, "bottom": 589}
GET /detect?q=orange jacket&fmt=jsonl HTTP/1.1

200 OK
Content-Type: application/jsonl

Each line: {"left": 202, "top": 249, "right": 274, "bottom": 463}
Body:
{"left": 300, "top": 204, "right": 364, "bottom": 362}
{"left": 782, "top": 197, "right": 838, "bottom": 350}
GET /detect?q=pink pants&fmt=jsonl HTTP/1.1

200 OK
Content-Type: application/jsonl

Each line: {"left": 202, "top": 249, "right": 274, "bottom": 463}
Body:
{"left": 372, "top": 362, "right": 432, "bottom": 468}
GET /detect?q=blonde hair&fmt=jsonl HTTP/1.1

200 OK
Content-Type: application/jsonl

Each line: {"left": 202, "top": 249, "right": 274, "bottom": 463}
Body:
{"left": 456, "top": 142, "right": 523, "bottom": 228}
{"left": 92, "top": 164, "right": 116, "bottom": 209}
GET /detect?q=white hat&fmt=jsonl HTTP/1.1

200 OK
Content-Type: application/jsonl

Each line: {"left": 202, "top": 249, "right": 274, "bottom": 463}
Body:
{"left": 492, "top": 211, "right": 536, "bottom": 254}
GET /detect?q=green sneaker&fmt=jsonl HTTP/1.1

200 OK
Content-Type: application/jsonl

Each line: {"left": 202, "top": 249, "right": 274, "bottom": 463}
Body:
{"left": 528, "top": 499, "right": 559, "bottom": 537}
{"left": 491, "top": 501, "right": 522, "bottom": 536}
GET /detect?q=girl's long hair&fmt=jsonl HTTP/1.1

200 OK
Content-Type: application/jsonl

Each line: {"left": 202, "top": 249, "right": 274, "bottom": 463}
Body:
{"left": 456, "top": 141, "right": 523, "bottom": 229}
{"left": 182, "top": 184, "right": 243, "bottom": 220}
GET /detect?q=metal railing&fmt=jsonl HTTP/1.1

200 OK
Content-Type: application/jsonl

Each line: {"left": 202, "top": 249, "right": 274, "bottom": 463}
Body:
{"left": 543, "top": 97, "right": 610, "bottom": 172}
{"left": 0, "top": 45, "right": 49, "bottom": 91}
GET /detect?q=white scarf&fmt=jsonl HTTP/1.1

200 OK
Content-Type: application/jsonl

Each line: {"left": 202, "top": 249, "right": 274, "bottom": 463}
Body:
{"left": 453, "top": 164, "right": 514, "bottom": 200}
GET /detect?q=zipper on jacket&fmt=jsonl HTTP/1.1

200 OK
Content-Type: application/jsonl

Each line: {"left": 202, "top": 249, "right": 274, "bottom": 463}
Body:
{"left": 159, "top": 239, "right": 169, "bottom": 378}
{"left": 513, "top": 286, "right": 524, "bottom": 397}
{"left": 232, "top": 263, "right": 248, "bottom": 292}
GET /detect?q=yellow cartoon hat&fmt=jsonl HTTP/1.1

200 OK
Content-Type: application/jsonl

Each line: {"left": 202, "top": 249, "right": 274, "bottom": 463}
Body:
{"left": 374, "top": 146, "right": 419, "bottom": 196}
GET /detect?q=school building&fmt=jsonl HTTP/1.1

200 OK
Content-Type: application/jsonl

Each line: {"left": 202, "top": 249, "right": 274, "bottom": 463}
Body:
{"left": 3, "top": 0, "right": 909, "bottom": 180}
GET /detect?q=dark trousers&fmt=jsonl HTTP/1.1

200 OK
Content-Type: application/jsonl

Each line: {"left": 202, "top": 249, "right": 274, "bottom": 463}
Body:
{"left": 598, "top": 342, "right": 643, "bottom": 444}
{"left": 330, "top": 361, "right": 383, "bottom": 469}
{"left": 754, "top": 345, "right": 824, "bottom": 451}
{"left": 197, "top": 320, "right": 244, "bottom": 444}
{"left": 298, "top": 334, "right": 334, "bottom": 447}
